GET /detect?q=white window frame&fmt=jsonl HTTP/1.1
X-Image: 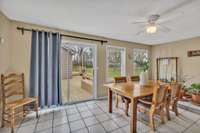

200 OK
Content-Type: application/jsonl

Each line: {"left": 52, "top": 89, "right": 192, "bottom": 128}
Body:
{"left": 106, "top": 45, "right": 126, "bottom": 82}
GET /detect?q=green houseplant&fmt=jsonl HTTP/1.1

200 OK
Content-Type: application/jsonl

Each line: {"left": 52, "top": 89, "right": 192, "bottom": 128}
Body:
{"left": 177, "top": 75, "right": 192, "bottom": 100}
{"left": 187, "top": 83, "right": 200, "bottom": 104}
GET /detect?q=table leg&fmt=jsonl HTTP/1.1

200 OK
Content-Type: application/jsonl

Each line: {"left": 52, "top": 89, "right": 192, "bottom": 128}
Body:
{"left": 130, "top": 98, "right": 137, "bottom": 133}
{"left": 11, "top": 108, "right": 15, "bottom": 133}
{"left": 34, "top": 101, "right": 39, "bottom": 118}
{"left": 108, "top": 88, "right": 112, "bottom": 113}
{"left": 166, "top": 97, "right": 171, "bottom": 120}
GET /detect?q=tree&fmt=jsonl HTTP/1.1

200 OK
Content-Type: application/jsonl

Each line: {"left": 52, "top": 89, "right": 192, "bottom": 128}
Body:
{"left": 64, "top": 45, "right": 93, "bottom": 72}
{"left": 134, "top": 54, "right": 150, "bottom": 72}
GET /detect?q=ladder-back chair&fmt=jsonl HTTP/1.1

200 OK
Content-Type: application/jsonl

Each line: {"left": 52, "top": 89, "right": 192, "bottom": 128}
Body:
{"left": 130, "top": 76, "right": 140, "bottom": 82}
{"left": 1, "top": 73, "right": 38, "bottom": 133}
{"left": 114, "top": 76, "right": 131, "bottom": 116}
{"left": 165, "top": 83, "right": 182, "bottom": 120}
{"left": 138, "top": 84, "right": 169, "bottom": 131}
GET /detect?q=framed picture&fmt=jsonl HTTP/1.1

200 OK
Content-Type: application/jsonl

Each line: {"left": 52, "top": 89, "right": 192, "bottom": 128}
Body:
{"left": 188, "top": 50, "right": 200, "bottom": 57}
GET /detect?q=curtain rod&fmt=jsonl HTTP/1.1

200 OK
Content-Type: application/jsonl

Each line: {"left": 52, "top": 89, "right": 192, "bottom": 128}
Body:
{"left": 16, "top": 27, "right": 108, "bottom": 43}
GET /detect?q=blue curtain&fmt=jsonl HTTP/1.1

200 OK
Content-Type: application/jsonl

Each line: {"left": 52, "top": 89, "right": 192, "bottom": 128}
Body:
{"left": 30, "top": 30, "right": 62, "bottom": 107}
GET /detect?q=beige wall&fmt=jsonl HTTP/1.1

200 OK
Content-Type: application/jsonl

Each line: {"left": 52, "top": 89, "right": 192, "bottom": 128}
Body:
{"left": 0, "top": 11, "right": 11, "bottom": 126}
{"left": 151, "top": 37, "right": 200, "bottom": 85}
{"left": 0, "top": 11, "right": 11, "bottom": 75}
{"left": 8, "top": 20, "right": 151, "bottom": 98}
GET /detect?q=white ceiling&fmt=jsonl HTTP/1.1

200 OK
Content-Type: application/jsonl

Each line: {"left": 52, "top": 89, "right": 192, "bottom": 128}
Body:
{"left": 1, "top": 0, "right": 200, "bottom": 45}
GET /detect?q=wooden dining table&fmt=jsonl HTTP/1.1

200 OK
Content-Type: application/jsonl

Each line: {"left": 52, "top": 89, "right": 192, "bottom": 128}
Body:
{"left": 104, "top": 81, "right": 156, "bottom": 133}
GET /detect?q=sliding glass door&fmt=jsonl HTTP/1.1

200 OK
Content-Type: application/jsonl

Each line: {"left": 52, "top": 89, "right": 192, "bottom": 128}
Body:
{"left": 61, "top": 40, "right": 97, "bottom": 103}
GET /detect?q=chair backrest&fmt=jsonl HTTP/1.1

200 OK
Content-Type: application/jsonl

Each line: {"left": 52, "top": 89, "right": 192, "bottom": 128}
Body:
{"left": 170, "top": 83, "right": 182, "bottom": 100}
{"left": 152, "top": 84, "right": 168, "bottom": 105}
{"left": 114, "top": 76, "right": 127, "bottom": 83}
{"left": 130, "top": 76, "right": 140, "bottom": 82}
{"left": 1, "top": 73, "right": 25, "bottom": 104}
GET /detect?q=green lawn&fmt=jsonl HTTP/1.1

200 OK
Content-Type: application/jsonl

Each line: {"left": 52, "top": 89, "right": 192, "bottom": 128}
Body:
{"left": 108, "top": 68, "right": 120, "bottom": 78}
{"left": 134, "top": 68, "right": 143, "bottom": 76}
{"left": 85, "top": 67, "right": 93, "bottom": 78}
{"left": 86, "top": 67, "right": 142, "bottom": 78}
{"left": 85, "top": 67, "right": 120, "bottom": 79}
{"left": 73, "top": 66, "right": 141, "bottom": 79}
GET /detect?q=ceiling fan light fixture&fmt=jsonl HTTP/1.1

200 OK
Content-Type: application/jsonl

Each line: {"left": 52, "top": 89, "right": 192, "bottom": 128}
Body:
{"left": 146, "top": 25, "right": 157, "bottom": 34}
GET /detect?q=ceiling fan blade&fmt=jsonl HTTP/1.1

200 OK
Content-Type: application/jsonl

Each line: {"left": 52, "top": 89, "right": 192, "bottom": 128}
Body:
{"left": 131, "top": 21, "right": 147, "bottom": 24}
{"left": 160, "top": 0, "right": 196, "bottom": 17}
{"left": 158, "top": 24, "right": 171, "bottom": 32}
{"left": 159, "top": 11, "right": 184, "bottom": 24}
{"left": 135, "top": 30, "right": 144, "bottom": 35}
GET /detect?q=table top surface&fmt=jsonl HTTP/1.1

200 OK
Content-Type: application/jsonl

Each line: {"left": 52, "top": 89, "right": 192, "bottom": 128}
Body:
{"left": 104, "top": 82, "right": 156, "bottom": 99}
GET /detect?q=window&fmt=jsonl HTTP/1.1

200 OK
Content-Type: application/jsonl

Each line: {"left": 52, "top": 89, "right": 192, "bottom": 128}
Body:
{"left": 133, "top": 48, "right": 149, "bottom": 76}
{"left": 106, "top": 46, "right": 125, "bottom": 82}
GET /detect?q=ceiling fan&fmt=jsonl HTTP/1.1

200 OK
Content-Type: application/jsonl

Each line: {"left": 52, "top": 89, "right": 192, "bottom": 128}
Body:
{"left": 131, "top": 0, "right": 197, "bottom": 35}
{"left": 132, "top": 13, "right": 182, "bottom": 35}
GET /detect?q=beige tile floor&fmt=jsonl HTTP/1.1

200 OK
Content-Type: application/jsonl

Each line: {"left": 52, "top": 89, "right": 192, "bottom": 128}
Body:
{"left": 62, "top": 76, "right": 93, "bottom": 103}
{"left": 178, "top": 101, "right": 200, "bottom": 114}
{"left": 0, "top": 99, "right": 200, "bottom": 133}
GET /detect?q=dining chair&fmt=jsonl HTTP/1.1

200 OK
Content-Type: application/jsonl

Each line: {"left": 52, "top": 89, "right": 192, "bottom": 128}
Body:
{"left": 130, "top": 76, "right": 140, "bottom": 82}
{"left": 114, "top": 76, "right": 131, "bottom": 116}
{"left": 165, "top": 83, "right": 182, "bottom": 120}
{"left": 1, "top": 73, "right": 39, "bottom": 133}
{"left": 138, "top": 84, "right": 169, "bottom": 131}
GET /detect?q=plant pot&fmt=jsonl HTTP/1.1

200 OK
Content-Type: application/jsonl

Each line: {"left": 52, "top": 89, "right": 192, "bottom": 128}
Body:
{"left": 139, "top": 71, "right": 148, "bottom": 86}
{"left": 179, "top": 88, "right": 192, "bottom": 101}
{"left": 192, "top": 94, "right": 200, "bottom": 105}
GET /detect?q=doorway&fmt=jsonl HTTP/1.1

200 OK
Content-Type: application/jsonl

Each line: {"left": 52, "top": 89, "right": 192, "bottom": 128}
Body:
{"left": 61, "top": 40, "right": 97, "bottom": 104}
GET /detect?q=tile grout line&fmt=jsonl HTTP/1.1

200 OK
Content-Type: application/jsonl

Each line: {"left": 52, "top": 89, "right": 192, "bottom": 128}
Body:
{"left": 168, "top": 117, "right": 192, "bottom": 133}
{"left": 92, "top": 101, "right": 127, "bottom": 133}
{"left": 66, "top": 106, "right": 89, "bottom": 123}
{"left": 49, "top": 108, "right": 71, "bottom": 132}
{"left": 175, "top": 110, "right": 199, "bottom": 133}
{"left": 75, "top": 103, "right": 92, "bottom": 133}
{"left": 93, "top": 102, "right": 113, "bottom": 133}
{"left": 12, "top": 99, "right": 199, "bottom": 133}
{"left": 98, "top": 101, "right": 129, "bottom": 122}
{"left": 76, "top": 101, "right": 126, "bottom": 133}
{"left": 65, "top": 105, "right": 73, "bottom": 133}
{"left": 51, "top": 111, "right": 54, "bottom": 133}
{"left": 96, "top": 100, "right": 147, "bottom": 133}
{"left": 33, "top": 114, "right": 40, "bottom": 133}
{"left": 85, "top": 101, "right": 110, "bottom": 133}
{"left": 35, "top": 111, "right": 54, "bottom": 133}
{"left": 15, "top": 114, "right": 26, "bottom": 133}
{"left": 182, "top": 117, "right": 200, "bottom": 133}
{"left": 65, "top": 104, "right": 90, "bottom": 132}
{"left": 95, "top": 102, "right": 116, "bottom": 133}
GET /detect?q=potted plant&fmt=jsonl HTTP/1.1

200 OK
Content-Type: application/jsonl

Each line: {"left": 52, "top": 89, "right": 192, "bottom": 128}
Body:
{"left": 187, "top": 83, "right": 200, "bottom": 105}
{"left": 134, "top": 55, "right": 150, "bottom": 85}
{"left": 178, "top": 75, "right": 192, "bottom": 100}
